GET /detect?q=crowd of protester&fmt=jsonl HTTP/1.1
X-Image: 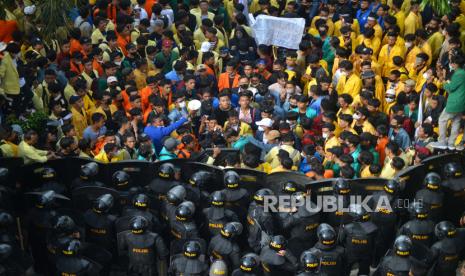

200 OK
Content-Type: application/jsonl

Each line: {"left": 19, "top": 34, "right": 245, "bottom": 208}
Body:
{"left": 1, "top": 0, "right": 465, "bottom": 180}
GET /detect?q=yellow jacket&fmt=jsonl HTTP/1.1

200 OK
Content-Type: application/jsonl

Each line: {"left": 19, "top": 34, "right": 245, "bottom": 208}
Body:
{"left": 404, "top": 12, "right": 422, "bottom": 35}
{"left": 309, "top": 16, "right": 334, "bottom": 36}
{"left": 420, "top": 42, "right": 433, "bottom": 66}
{"left": 265, "top": 144, "right": 301, "bottom": 169}
{"left": 405, "top": 46, "right": 422, "bottom": 72}
{"left": 0, "top": 52, "right": 20, "bottom": 95}
{"left": 94, "top": 148, "right": 123, "bottom": 163}
{"left": 378, "top": 44, "right": 405, "bottom": 77}
{"left": 336, "top": 73, "right": 362, "bottom": 99}
{"left": 356, "top": 36, "right": 381, "bottom": 56}
{"left": 351, "top": 120, "right": 376, "bottom": 135}
{"left": 427, "top": 32, "right": 444, "bottom": 61}
{"left": 94, "top": 104, "right": 118, "bottom": 120}
{"left": 18, "top": 141, "right": 48, "bottom": 165}
{"left": 223, "top": 121, "right": 253, "bottom": 136}
{"left": 0, "top": 140, "right": 18, "bottom": 157}
{"left": 334, "top": 19, "right": 360, "bottom": 37}
{"left": 393, "top": 10, "right": 406, "bottom": 36}
{"left": 71, "top": 107, "right": 89, "bottom": 139}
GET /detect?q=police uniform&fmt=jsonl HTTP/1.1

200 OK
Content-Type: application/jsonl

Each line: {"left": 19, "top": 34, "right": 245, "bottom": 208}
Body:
{"left": 208, "top": 222, "right": 243, "bottom": 271}
{"left": 247, "top": 189, "right": 277, "bottom": 253}
{"left": 259, "top": 235, "right": 298, "bottom": 275}
{"left": 414, "top": 172, "right": 444, "bottom": 222}
{"left": 397, "top": 202, "right": 435, "bottom": 248}
{"left": 169, "top": 240, "right": 209, "bottom": 275}
{"left": 308, "top": 224, "right": 345, "bottom": 276}
{"left": 431, "top": 221, "right": 461, "bottom": 275}
{"left": 117, "top": 216, "right": 169, "bottom": 276}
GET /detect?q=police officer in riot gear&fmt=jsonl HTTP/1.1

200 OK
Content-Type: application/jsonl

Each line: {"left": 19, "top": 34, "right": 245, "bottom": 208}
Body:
{"left": 279, "top": 191, "right": 320, "bottom": 257}
{"left": 415, "top": 172, "right": 444, "bottom": 222}
{"left": 221, "top": 171, "right": 249, "bottom": 216}
{"left": 38, "top": 167, "right": 66, "bottom": 194}
{"left": 398, "top": 201, "right": 435, "bottom": 247}
{"left": 117, "top": 216, "right": 169, "bottom": 276}
{"left": 55, "top": 239, "right": 98, "bottom": 275}
{"left": 442, "top": 161, "right": 465, "bottom": 222}
{"left": 297, "top": 250, "right": 323, "bottom": 276}
{"left": 122, "top": 193, "right": 162, "bottom": 233}
{"left": 232, "top": 253, "right": 263, "bottom": 276}
{"left": 370, "top": 179, "right": 400, "bottom": 266}
{"left": 170, "top": 201, "right": 199, "bottom": 241}
{"left": 260, "top": 235, "right": 298, "bottom": 275}
{"left": 202, "top": 190, "right": 239, "bottom": 239}
{"left": 185, "top": 170, "right": 212, "bottom": 207}
{"left": 431, "top": 221, "right": 461, "bottom": 275}
{"left": 146, "top": 163, "right": 179, "bottom": 206}
{"left": 0, "top": 212, "right": 15, "bottom": 246}
{"left": 27, "top": 190, "right": 62, "bottom": 275}
{"left": 208, "top": 221, "right": 243, "bottom": 271}
{"left": 169, "top": 240, "right": 209, "bottom": 275}
{"left": 377, "top": 235, "right": 413, "bottom": 275}
{"left": 112, "top": 170, "right": 131, "bottom": 190}
{"left": 161, "top": 185, "right": 186, "bottom": 225}
{"left": 71, "top": 162, "right": 103, "bottom": 190}
{"left": 308, "top": 223, "right": 345, "bottom": 276}
{"left": 83, "top": 194, "right": 116, "bottom": 250}
{"left": 339, "top": 204, "right": 377, "bottom": 275}
{"left": 247, "top": 188, "right": 277, "bottom": 253}
{"left": 325, "top": 178, "right": 352, "bottom": 230}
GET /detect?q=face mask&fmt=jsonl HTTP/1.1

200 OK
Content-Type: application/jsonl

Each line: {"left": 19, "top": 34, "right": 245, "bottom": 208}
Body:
{"left": 178, "top": 74, "right": 184, "bottom": 80}
{"left": 352, "top": 113, "right": 361, "bottom": 120}
{"left": 290, "top": 104, "right": 297, "bottom": 109}
{"left": 405, "top": 42, "right": 412, "bottom": 48}
{"left": 385, "top": 97, "right": 394, "bottom": 103}
{"left": 179, "top": 101, "right": 186, "bottom": 108}
{"left": 442, "top": 30, "right": 447, "bottom": 36}
{"left": 240, "top": 84, "right": 248, "bottom": 89}
{"left": 340, "top": 71, "right": 347, "bottom": 77}
{"left": 414, "top": 57, "right": 422, "bottom": 66}
{"left": 322, "top": 132, "right": 329, "bottom": 139}
{"left": 286, "top": 88, "right": 294, "bottom": 94}
{"left": 231, "top": 124, "right": 239, "bottom": 131}
{"left": 258, "top": 126, "right": 264, "bottom": 131}
{"left": 115, "top": 61, "right": 122, "bottom": 66}
{"left": 449, "top": 64, "right": 454, "bottom": 71}
{"left": 422, "top": 72, "right": 430, "bottom": 79}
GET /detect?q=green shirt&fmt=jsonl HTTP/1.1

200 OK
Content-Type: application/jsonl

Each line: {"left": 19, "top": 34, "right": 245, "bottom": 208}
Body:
{"left": 155, "top": 51, "right": 180, "bottom": 74}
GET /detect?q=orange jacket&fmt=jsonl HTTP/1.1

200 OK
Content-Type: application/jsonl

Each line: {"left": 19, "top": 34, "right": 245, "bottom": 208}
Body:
{"left": 117, "top": 33, "right": 129, "bottom": 56}
{"left": 93, "top": 59, "right": 104, "bottom": 76}
{"left": 218, "top": 72, "right": 239, "bottom": 92}
{"left": 70, "top": 39, "right": 83, "bottom": 55}
{"left": 0, "top": 20, "right": 17, "bottom": 43}
{"left": 70, "top": 62, "right": 84, "bottom": 74}
{"left": 144, "top": 0, "right": 156, "bottom": 16}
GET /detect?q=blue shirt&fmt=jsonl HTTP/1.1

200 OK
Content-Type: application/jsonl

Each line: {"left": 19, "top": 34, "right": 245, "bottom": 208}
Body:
{"left": 144, "top": 117, "right": 188, "bottom": 153}
{"left": 83, "top": 126, "right": 107, "bottom": 142}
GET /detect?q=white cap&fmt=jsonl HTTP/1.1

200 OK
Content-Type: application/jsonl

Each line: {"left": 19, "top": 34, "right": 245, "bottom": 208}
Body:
{"left": 386, "top": 89, "right": 396, "bottom": 95}
{"left": 200, "top": 42, "right": 211, "bottom": 53}
{"left": 256, "top": 118, "right": 273, "bottom": 128}
{"left": 187, "top": 99, "right": 201, "bottom": 111}
{"left": 107, "top": 76, "right": 118, "bottom": 83}
{"left": 24, "top": 5, "right": 36, "bottom": 15}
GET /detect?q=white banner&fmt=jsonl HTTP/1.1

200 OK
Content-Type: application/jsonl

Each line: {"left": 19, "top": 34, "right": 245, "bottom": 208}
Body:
{"left": 250, "top": 15, "right": 305, "bottom": 50}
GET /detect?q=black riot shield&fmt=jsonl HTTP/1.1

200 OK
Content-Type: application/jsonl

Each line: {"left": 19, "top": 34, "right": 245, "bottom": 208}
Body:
{"left": 421, "top": 153, "right": 465, "bottom": 177}
{"left": 80, "top": 242, "right": 113, "bottom": 266}
{"left": 24, "top": 191, "right": 71, "bottom": 209}
{"left": 153, "top": 159, "right": 189, "bottom": 181}
{"left": 0, "top": 157, "right": 23, "bottom": 188}
{"left": 305, "top": 178, "right": 335, "bottom": 199}
{"left": 181, "top": 162, "right": 224, "bottom": 193}
{"left": 20, "top": 159, "right": 67, "bottom": 190}
{"left": 348, "top": 178, "right": 388, "bottom": 196}
{"left": 395, "top": 164, "right": 426, "bottom": 199}
{"left": 224, "top": 168, "right": 266, "bottom": 195}
{"left": 265, "top": 171, "right": 313, "bottom": 194}
{"left": 106, "top": 160, "right": 156, "bottom": 188}
{"left": 71, "top": 186, "right": 120, "bottom": 212}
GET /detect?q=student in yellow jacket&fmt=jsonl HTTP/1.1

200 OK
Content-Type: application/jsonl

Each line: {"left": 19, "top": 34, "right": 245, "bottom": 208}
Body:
{"left": 336, "top": 61, "right": 362, "bottom": 100}
{"left": 378, "top": 32, "right": 405, "bottom": 77}
{"left": 404, "top": 2, "right": 422, "bottom": 36}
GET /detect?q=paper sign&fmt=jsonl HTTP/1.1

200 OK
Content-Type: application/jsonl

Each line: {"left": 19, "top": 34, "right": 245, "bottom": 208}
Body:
{"left": 250, "top": 14, "right": 305, "bottom": 49}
